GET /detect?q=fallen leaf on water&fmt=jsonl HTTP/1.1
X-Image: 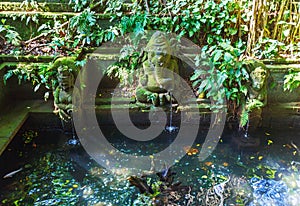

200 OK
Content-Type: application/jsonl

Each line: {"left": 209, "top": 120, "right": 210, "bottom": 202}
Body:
{"left": 250, "top": 156, "right": 255, "bottom": 160}
{"left": 267, "top": 139, "right": 273, "bottom": 145}
{"left": 258, "top": 156, "right": 263, "bottom": 160}
{"left": 265, "top": 132, "right": 271, "bottom": 136}
{"left": 204, "top": 162, "right": 213, "bottom": 166}
{"left": 183, "top": 146, "right": 199, "bottom": 155}
{"left": 223, "top": 162, "right": 229, "bottom": 167}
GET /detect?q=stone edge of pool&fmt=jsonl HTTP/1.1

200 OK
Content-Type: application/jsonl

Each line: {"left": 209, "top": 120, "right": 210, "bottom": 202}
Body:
{"left": 0, "top": 100, "right": 53, "bottom": 156}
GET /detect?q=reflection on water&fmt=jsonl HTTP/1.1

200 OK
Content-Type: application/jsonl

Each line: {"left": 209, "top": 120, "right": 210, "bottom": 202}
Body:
{"left": 0, "top": 126, "right": 300, "bottom": 205}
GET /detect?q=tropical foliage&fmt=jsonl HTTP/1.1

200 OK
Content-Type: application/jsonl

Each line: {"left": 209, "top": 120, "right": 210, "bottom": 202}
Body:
{"left": 2, "top": 0, "right": 300, "bottom": 123}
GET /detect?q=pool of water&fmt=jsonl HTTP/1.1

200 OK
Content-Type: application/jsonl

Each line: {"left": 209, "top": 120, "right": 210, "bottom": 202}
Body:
{"left": 0, "top": 117, "right": 300, "bottom": 206}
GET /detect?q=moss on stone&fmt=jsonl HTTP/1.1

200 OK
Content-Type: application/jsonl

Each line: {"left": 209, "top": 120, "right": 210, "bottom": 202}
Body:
{"left": 0, "top": 55, "right": 55, "bottom": 63}
{"left": 50, "top": 57, "right": 79, "bottom": 74}
{"left": 0, "top": 2, "right": 72, "bottom": 12}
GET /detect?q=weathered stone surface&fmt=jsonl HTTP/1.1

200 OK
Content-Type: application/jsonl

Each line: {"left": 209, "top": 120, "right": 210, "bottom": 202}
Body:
{"left": 52, "top": 57, "right": 80, "bottom": 121}
{"left": 136, "top": 31, "right": 180, "bottom": 107}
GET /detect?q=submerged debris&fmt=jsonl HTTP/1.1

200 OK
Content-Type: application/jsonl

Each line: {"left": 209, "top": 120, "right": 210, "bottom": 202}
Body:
{"left": 197, "top": 176, "right": 231, "bottom": 206}
{"left": 249, "top": 177, "right": 288, "bottom": 206}
{"left": 128, "top": 167, "right": 192, "bottom": 205}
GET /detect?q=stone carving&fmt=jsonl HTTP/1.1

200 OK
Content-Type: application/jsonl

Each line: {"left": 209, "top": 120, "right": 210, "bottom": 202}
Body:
{"left": 136, "top": 31, "right": 179, "bottom": 107}
{"left": 232, "top": 60, "right": 269, "bottom": 149}
{"left": 248, "top": 61, "right": 268, "bottom": 106}
{"left": 246, "top": 60, "right": 269, "bottom": 132}
{"left": 53, "top": 57, "right": 79, "bottom": 121}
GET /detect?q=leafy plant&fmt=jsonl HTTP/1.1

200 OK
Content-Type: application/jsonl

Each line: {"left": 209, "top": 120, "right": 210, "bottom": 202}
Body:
{"left": 106, "top": 44, "right": 140, "bottom": 87}
{"left": 191, "top": 59, "right": 227, "bottom": 111}
{"left": 253, "top": 38, "right": 285, "bottom": 59}
{"left": 239, "top": 99, "right": 264, "bottom": 127}
{"left": 283, "top": 70, "right": 300, "bottom": 92}
{"left": 69, "top": 0, "right": 93, "bottom": 12}
{"left": 3, "top": 63, "right": 57, "bottom": 100}
{"left": 191, "top": 38, "right": 249, "bottom": 113}
{"left": 0, "top": 19, "right": 21, "bottom": 46}
{"left": 69, "top": 8, "right": 97, "bottom": 46}
{"left": 20, "top": 0, "right": 42, "bottom": 11}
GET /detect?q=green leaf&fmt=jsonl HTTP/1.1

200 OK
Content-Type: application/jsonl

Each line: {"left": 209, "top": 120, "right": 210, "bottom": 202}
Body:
{"left": 240, "top": 109, "right": 249, "bottom": 127}
{"left": 240, "top": 85, "right": 247, "bottom": 95}
{"left": 224, "top": 52, "right": 233, "bottom": 62}
{"left": 34, "top": 84, "right": 41, "bottom": 92}
{"left": 283, "top": 29, "right": 290, "bottom": 37}
{"left": 213, "top": 50, "right": 223, "bottom": 62}
{"left": 189, "top": 30, "right": 194, "bottom": 37}
{"left": 228, "top": 28, "right": 237, "bottom": 35}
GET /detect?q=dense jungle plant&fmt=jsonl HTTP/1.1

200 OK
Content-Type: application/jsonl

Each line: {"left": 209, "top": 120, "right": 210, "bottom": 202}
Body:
{"left": 2, "top": 0, "right": 299, "bottom": 124}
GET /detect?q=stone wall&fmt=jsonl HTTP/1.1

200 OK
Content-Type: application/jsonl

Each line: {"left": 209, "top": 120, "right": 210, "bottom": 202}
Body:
{"left": 265, "top": 61, "right": 300, "bottom": 103}
{"left": 0, "top": 69, "right": 8, "bottom": 109}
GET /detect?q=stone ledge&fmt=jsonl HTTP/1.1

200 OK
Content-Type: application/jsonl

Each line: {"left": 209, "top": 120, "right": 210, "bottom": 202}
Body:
{"left": 0, "top": 55, "right": 55, "bottom": 63}
{"left": 0, "top": 100, "right": 53, "bottom": 155}
{"left": 0, "top": 2, "right": 72, "bottom": 12}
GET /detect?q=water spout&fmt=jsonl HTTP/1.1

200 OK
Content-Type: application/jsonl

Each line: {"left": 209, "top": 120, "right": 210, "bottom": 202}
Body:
{"left": 165, "top": 91, "right": 178, "bottom": 133}
{"left": 68, "top": 112, "right": 80, "bottom": 146}
{"left": 244, "top": 120, "right": 249, "bottom": 138}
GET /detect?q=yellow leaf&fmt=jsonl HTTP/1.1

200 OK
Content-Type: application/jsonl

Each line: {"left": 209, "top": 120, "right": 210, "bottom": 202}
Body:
{"left": 196, "top": 144, "right": 201, "bottom": 147}
{"left": 265, "top": 132, "right": 271, "bottom": 136}
{"left": 250, "top": 156, "right": 255, "bottom": 159}
{"left": 267, "top": 140, "right": 273, "bottom": 145}
{"left": 258, "top": 156, "right": 263, "bottom": 160}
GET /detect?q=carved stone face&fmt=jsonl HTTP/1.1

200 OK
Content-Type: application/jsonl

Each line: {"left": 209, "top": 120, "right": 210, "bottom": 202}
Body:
{"left": 57, "top": 66, "right": 74, "bottom": 90}
{"left": 148, "top": 46, "right": 171, "bottom": 68}
{"left": 250, "top": 66, "right": 267, "bottom": 91}
{"left": 147, "top": 31, "right": 172, "bottom": 68}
